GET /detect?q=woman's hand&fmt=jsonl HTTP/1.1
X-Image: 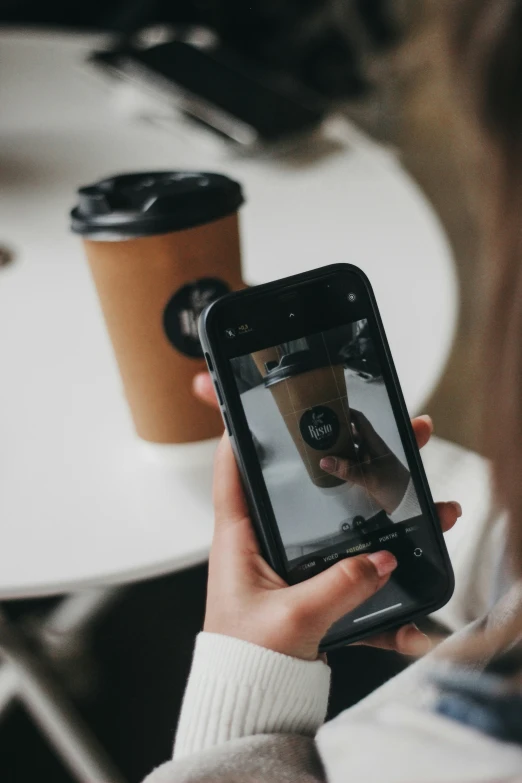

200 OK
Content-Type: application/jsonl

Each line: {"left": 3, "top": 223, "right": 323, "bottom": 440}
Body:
{"left": 195, "top": 372, "right": 461, "bottom": 660}
{"left": 320, "top": 409, "right": 411, "bottom": 514}
{"left": 206, "top": 434, "right": 400, "bottom": 660}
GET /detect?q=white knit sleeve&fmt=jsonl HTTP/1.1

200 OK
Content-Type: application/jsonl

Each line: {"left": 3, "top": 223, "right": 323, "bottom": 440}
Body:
{"left": 173, "top": 632, "right": 331, "bottom": 759}
{"left": 388, "top": 478, "right": 421, "bottom": 523}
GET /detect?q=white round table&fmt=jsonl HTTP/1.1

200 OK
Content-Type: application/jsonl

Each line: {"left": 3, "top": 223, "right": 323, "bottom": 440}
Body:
{"left": 0, "top": 30, "right": 458, "bottom": 600}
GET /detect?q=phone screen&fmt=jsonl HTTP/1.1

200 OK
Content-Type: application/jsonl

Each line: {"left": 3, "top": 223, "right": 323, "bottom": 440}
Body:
{"left": 225, "top": 307, "right": 450, "bottom": 641}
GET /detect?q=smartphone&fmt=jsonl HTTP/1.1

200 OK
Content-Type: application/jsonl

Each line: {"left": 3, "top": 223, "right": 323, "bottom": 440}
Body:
{"left": 199, "top": 264, "right": 454, "bottom": 650}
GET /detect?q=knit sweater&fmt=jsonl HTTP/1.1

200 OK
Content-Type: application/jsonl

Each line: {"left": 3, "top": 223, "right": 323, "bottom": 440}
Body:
{"left": 142, "top": 580, "right": 522, "bottom": 783}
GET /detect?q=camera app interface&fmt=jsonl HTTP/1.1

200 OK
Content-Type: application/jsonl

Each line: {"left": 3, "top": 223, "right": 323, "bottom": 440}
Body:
{"left": 230, "top": 319, "right": 447, "bottom": 634}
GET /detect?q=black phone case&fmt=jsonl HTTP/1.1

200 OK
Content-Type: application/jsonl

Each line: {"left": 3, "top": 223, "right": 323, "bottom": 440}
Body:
{"left": 199, "top": 264, "right": 454, "bottom": 651}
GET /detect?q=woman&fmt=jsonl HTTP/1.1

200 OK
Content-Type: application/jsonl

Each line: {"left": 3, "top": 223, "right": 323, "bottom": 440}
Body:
{"left": 145, "top": 2, "right": 522, "bottom": 780}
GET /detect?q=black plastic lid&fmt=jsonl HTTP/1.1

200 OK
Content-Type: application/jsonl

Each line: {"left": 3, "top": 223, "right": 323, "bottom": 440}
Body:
{"left": 264, "top": 350, "right": 336, "bottom": 387}
{"left": 70, "top": 171, "right": 244, "bottom": 239}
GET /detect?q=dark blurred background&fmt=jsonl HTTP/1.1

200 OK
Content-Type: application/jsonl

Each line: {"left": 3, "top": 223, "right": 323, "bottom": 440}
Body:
{"left": 0, "top": 0, "right": 400, "bottom": 101}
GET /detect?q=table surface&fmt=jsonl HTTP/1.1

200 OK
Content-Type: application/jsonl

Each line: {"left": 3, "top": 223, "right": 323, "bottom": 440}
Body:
{"left": 0, "top": 30, "right": 458, "bottom": 599}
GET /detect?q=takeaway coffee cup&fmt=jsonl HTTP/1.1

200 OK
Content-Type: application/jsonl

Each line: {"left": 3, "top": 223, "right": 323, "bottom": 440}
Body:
{"left": 251, "top": 347, "right": 281, "bottom": 379}
{"left": 264, "top": 350, "right": 356, "bottom": 488}
{"left": 71, "top": 171, "right": 244, "bottom": 443}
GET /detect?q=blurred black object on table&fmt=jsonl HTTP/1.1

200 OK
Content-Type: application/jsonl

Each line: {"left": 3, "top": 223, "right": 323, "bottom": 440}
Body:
{"left": 2, "top": 0, "right": 403, "bottom": 144}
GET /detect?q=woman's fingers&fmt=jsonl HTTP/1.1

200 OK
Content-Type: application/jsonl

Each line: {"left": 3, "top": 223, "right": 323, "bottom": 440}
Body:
{"left": 411, "top": 415, "right": 460, "bottom": 533}
{"left": 290, "top": 550, "right": 397, "bottom": 632}
{"left": 320, "top": 455, "right": 361, "bottom": 483}
{"left": 350, "top": 409, "right": 387, "bottom": 458}
{"left": 359, "top": 623, "right": 432, "bottom": 656}
{"left": 393, "top": 624, "right": 432, "bottom": 655}
{"left": 213, "top": 435, "right": 250, "bottom": 529}
{"left": 320, "top": 461, "right": 460, "bottom": 533}
{"left": 320, "top": 414, "right": 433, "bottom": 480}
{"left": 411, "top": 414, "right": 433, "bottom": 449}
{"left": 436, "top": 500, "right": 462, "bottom": 533}
{"left": 193, "top": 372, "right": 219, "bottom": 410}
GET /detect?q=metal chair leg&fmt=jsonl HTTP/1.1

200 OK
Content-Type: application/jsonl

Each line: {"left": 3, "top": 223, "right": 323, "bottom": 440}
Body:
{"left": 0, "top": 608, "right": 126, "bottom": 783}
{"left": 0, "top": 663, "right": 18, "bottom": 715}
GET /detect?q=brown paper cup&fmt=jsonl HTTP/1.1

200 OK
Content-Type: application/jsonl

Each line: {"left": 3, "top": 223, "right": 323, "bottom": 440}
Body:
{"left": 72, "top": 171, "right": 245, "bottom": 444}
{"left": 83, "top": 213, "right": 243, "bottom": 443}
{"left": 251, "top": 347, "right": 282, "bottom": 379}
{"left": 268, "top": 364, "right": 356, "bottom": 488}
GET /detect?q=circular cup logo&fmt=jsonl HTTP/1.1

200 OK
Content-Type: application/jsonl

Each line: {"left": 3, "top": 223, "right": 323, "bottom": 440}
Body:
{"left": 163, "top": 277, "right": 230, "bottom": 358}
{"left": 299, "top": 405, "right": 340, "bottom": 450}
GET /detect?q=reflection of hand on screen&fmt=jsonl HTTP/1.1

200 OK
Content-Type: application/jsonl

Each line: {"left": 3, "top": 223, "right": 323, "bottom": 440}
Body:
{"left": 319, "top": 409, "right": 410, "bottom": 515}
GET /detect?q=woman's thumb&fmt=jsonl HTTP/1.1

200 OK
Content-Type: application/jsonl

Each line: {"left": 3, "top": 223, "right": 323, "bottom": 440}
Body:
{"left": 290, "top": 551, "right": 397, "bottom": 632}
{"left": 213, "top": 434, "right": 249, "bottom": 528}
{"left": 320, "top": 455, "right": 361, "bottom": 484}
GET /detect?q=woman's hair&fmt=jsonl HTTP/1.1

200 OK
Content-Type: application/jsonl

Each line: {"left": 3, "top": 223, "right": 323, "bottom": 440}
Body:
{"left": 449, "top": 0, "right": 522, "bottom": 572}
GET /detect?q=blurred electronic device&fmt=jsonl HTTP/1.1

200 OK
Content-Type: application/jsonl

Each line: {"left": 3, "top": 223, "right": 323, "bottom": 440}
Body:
{"left": 90, "top": 38, "right": 325, "bottom": 147}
